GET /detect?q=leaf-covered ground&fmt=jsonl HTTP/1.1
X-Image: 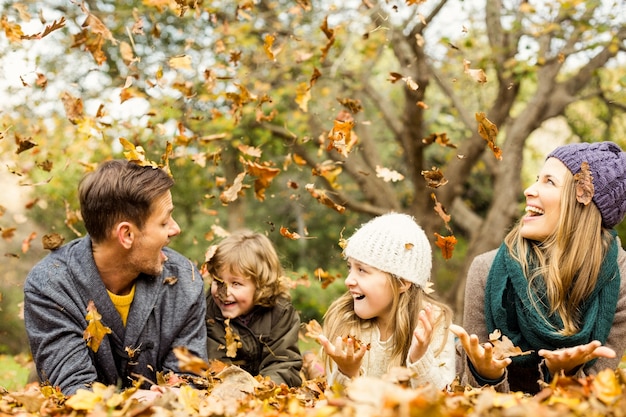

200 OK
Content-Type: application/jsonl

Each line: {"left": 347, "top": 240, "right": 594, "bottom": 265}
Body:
{"left": 2, "top": 364, "right": 626, "bottom": 417}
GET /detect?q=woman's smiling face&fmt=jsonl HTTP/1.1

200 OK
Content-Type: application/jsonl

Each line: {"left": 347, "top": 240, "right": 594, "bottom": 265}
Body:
{"left": 521, "top": 157, "right": 570, "bottom": 242}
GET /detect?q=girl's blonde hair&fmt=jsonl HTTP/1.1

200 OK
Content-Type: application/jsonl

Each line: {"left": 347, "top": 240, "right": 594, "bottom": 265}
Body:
{"left": 321, "top": 272, "right": 452, "bottom": 369}
{"left": 505, "top": 171, "right": 612, "bottom": 335}
{"left": 207, "top": 230, "right": 291, "bottom": 307}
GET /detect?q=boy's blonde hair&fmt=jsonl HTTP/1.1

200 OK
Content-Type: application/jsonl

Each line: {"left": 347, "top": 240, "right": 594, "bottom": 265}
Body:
{"left": 207, "top": 230, "right": 291, "bottom": 307}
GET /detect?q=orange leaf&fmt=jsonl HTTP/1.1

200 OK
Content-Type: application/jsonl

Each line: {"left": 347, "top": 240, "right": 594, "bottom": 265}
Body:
{"left": 280, "top": 226, "right": 301, "bottom": 240}
{"left": 173, "top": 346, "right": 210, "bottom": 376}
{"left": 434, "top": 232, "right": 457, "bottom": 260}
{"left": 83, "top": 301, "right": 112, "bottom": 353}
{"left": 488, "top": 329, "right": 533, "bottom": 360}
{"left": 223, "top": 319, "right": 242, "bottom": 358}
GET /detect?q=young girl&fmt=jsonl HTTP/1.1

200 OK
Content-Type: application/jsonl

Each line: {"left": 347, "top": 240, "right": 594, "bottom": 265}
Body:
{"left": 318, "top": 213, "right": 455, "bottom": 390}
{"left": 452, "top": 141, "right": 626, "bottom": 394}
{"left": 205, "top": 230, "right": 303, "bottom": 387}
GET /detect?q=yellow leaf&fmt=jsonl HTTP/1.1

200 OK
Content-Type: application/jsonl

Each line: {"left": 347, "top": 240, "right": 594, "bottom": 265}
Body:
{"left": 83, "top": 301, "right": 112, "bottom": 353}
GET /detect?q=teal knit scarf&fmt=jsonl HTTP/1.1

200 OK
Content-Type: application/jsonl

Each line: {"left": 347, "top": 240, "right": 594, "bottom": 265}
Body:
{"left": 485, "top": 232, "right": 620, "bottom": 368}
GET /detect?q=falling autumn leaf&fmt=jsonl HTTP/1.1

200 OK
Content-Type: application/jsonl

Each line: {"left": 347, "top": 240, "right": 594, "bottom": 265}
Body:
{"left": 327, "top": 110, "right": 357, "bottom": 157}
{"left": 42, "top": 233, "right": 64, "bottom": 250}
{"left": 421, "top": 167, "right": 448, "bottom": 188}
{"left": 220, "top": 172, "right": 247, "bottom": 204}
{"left": 173, "top": 346, "right": 211, "bottom": 376}
{"left": 376, "top": 165, "right": 405, "bottom": 183}
{"left": 573, "top": 161, "right": 594, "bottom": 205}
{"left": 476, "top": 112, "right": 502, "bottom": 160}
{"left": 83, "top": 301, "right": 112, "bottom": 353}
{"left": 304, "top": 319, "right": 323, "bottom": 341}
{"left": 305, "top": 184, "right": 346, "bottom": 213}
{"left": 242, "top": 159, "right": 280, "bottom": 201}
{"left": 463, "top": 59, "right": 487, "bottom": 84}
{"left": 431, "top": 193, "right": 452, "bottom": 232}
{"left": 60, "top": 91, "right": 84, "bottom": 124}
{"left": 434, "top": 232, "right": 457, "bottom": 260}
{"left": 314, "top": 267, "right": 338, "bottom": 289}
{"left": 280, "top": 226, "right": 301, "bottom": 240}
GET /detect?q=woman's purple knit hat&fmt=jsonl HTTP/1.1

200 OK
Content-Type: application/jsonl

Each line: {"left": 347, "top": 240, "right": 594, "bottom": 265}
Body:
{"left": 547, "top": 141, "right": 626, "bottom": 229}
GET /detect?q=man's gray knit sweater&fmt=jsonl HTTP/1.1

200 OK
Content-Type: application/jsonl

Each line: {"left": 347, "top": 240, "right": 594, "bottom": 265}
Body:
{"left": 24, "top": 236, "right": 208, "bottom": 395}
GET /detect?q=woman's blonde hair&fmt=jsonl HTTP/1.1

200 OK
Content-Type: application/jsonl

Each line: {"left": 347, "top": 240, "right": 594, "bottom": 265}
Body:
{"left": 207, "top": 230, "right": 291, "bottom": 307}
{"left": 505, "top": 171, "right": 612, "bottom": 335}
{"left": 321, "top": 272, "right": 452, "bottom": 370}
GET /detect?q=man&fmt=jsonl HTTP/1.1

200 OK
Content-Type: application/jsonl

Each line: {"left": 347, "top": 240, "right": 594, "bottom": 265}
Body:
{"left": 24, "top": 159, "right": 207, "bottom": 395}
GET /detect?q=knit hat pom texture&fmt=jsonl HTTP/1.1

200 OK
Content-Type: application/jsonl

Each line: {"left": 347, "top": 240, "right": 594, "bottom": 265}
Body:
{"left": 343, "top": 213, "right": 432, "bottom": 287}
{"left": 547, "top": 141, "right": 626, "bottom": 229}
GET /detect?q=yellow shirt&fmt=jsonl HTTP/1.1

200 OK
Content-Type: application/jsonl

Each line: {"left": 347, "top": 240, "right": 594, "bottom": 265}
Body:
{"left": 107, "top": 284, "right": 136, "bottom": 326}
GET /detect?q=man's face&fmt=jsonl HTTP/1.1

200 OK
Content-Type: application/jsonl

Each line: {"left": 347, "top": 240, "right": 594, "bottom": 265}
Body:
{"left": 128, "top": 190, "right": 180, "bottom": 276}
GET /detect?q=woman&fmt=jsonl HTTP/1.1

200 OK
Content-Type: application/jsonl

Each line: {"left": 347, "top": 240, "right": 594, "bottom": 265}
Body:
{"left": 452, "top": 141, "right": 626, "bottom": 394}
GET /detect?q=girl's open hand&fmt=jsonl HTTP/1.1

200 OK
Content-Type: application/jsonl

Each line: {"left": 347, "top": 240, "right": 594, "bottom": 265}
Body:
{"left": 408, "top": 304, "right": 435, "bottom": 363}
{"left": 450, "top": 324, "right": 511, "bottom": 380}
{"left": 318, "top": 334, "right": 368, "bottom": 378}
{"left": 538, "top": 340, "right": 615, "bottom": 376}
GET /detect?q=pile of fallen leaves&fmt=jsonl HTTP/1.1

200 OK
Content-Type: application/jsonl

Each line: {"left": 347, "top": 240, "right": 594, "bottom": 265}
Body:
{"left": 2, "top": 359, "right": 625, "bottom": 417}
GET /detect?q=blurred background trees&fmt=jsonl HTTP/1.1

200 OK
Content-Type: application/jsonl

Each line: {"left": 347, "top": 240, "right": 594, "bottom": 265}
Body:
{"left": 1, "top": 0, "right": 625, "bottom": 355}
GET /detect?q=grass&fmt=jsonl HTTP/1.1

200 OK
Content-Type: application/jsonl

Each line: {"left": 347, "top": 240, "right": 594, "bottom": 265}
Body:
{"left": 0, "top": 354, "right": 31, "bottom": 391}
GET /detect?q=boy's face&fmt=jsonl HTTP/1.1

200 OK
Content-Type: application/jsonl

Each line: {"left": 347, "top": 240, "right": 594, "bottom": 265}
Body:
{"left": 211, "top": 267, "right": 256, "bottom": 319}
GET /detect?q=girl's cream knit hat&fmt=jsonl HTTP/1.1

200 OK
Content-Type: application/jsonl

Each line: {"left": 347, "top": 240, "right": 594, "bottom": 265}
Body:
{"left": 343, "top": 212, "right": 432, "bottom": 287}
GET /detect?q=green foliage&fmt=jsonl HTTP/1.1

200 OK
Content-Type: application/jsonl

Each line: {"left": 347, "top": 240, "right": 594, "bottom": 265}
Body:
{"left": 290, "top": 270, "right": 346, "bottom": 324}
{"left": 0, "top": 355, "right": 31, "bottom": 391}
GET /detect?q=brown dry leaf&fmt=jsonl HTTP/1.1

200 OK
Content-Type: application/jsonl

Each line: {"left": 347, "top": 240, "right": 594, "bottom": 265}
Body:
{"left": 463, "top": 59, "right": 487, "bottom": 84}
{"left": 163, "top": 276, "right": 178, "bottom": 286}
{"left": 488, "top": 329, "right": 533, "bottom": 360}
{"left": 431, "top": 193, "right": 452, "bottom": 229}
{"left": 434, "top": 232, "right": 457, "bottom": 260}
{"left": 223, "top": 319, "right": 242, "bottom": 358}
{"left": 83, "top": 301, "right": 112, "bottom": 353}
{"left": 60, "top": 91, "right": 84, "bottom": 124}
{"left": 319, "top": 16, "right": 335, "bottom": 62}
{"left": 220, "top": 172, "right": 246, "bottom": 204}
{"left": 42, "top": 233, "right": 64, "bottom": 250}
{"left": 305, "top": 184, "right": 346, "bottom": 213}
{"left": 304, "top": 319, "right": 324, "bottom": 340}
{"left": 342, "top": 335, "right": 370, "bottom": 352}
{"left": 21, "top": 17, "right": 65, "bottom": 40}
{"left": 476, "top": 112, "right": 502, "bottom": 160}
{"left": 337, "top": 97, "right": 363, "bottom": 114}
{"left": 573, "top": 161, "right": 594, "bottom": 205}
{"left": 15, "top": 133, "right": 37, "bottom": 154}
{"left": 422, "top": 132, "right": 457, "bottom": 149}
{"left": 421, "top": 166, "right": 448, "bottom": 188}
{"left": 173, "top": 346, "right": 210, "bottom": 376}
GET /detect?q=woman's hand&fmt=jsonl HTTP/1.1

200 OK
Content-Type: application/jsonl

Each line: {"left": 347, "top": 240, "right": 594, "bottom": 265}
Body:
{"left": 318, "top": 334, "right": 368, "bottom": 378}
{"left": 538, "top": 340, "right": 615, "bottom": 376}
{"left": 408, "top": 304, "right": 435, "bottom": 363}
{"left": 450, "top": 324, "right": 511, "bottom": 380}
